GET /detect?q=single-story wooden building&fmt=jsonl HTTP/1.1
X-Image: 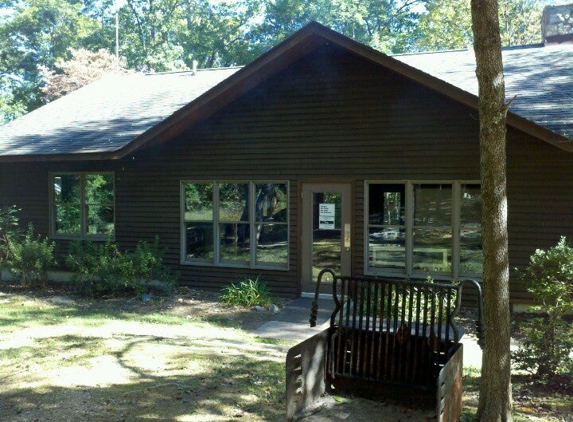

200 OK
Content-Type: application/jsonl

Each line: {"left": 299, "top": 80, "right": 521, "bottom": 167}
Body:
{"left": 1, "top": 22, "right": 573, "bottom": 303}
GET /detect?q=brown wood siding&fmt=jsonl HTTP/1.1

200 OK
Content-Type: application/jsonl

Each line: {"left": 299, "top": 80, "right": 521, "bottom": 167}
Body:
{"left": 2, "top": 44, "right": 572, "bottom": 302}
{"left": 0, "top": 162, "right": 49, "bottom": 233}
{"left": 115, "top": 155, "right": 301, "bottom": 296}
{"left": 119, "top": 44, "right": 482, "bottom": 297}
{"left": 507, "top": 129, "right": 573, "bottom": 302}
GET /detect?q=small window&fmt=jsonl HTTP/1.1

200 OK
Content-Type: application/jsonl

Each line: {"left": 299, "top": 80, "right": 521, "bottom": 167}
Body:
{"left": 182, "top": 181, "right": 289, "bottom": 269}
{"left": 413, "top": 184, "right": 452, "bottom": 273}
{"left": 51, "top": 173, "right": 115, "bottom": 239}
{"left": 368, "top": 184, "right": 406, "bottom": 271}
{"left": 184, "top": 182, "right": 214, "bottom": 261}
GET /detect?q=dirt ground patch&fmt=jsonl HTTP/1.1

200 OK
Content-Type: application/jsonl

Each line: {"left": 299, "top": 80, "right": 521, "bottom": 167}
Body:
{"left": 81, "top": 286, "right": 282, "bottom": 332}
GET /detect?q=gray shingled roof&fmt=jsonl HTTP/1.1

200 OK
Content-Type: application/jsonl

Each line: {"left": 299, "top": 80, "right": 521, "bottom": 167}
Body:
{"left": 395, "top": 43, "right": 573, "bottom": 140}
{"left": 0, "top": 68, "right": 239, "bottom": 157}
{"left": 1, "top": 25, "right": 573, "bottom": 160}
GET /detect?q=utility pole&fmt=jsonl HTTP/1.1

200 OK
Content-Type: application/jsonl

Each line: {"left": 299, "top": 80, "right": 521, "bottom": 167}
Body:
{"left": 115, "top": 13, "right": 120, "bottom": 72}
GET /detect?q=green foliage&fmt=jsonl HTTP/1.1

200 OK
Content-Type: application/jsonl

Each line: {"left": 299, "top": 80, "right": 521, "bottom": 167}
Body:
{"left": 66, "top": 237, "right": 177, "bottom": 298}
{"left": 0, "top": 0, "right": 108, "bottom": 120}
{"left": 7, "top": 223, "right": 55, "bottom": 287}
{"left": 130, "top": 236, "right": 178, "bottom": 293}
{"left": 0, "top": 205, "right": 21, "bottom": 270}
{"left": 0, "top": 75, "right": 28, "bottom": 124}
{"left": 412, "top": 0, "right": 543, "bottom": 52}
{"left": 513, "top": 237, "right": 573, "bottom": 380}
{"left": 220, "top": 276, "right": 274, "bottom": 308}
{"left": 0, "top": 0, "right": 547, "bottom": 122}
{"left": 66, "top": 238, "right": 126, "bottom": 296}
{"left": 256, "top": 0, "right": 423, "bottom": 53}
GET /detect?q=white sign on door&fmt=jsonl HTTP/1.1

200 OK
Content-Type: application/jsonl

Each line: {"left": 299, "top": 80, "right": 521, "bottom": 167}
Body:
{"left": 319, "top": 203, "right": 335, "bottom": 229}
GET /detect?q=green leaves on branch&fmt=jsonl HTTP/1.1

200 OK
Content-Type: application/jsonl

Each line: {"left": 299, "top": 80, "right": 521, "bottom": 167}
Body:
{"left": 413, "top": 0, "right": 543, "bottom": 52}
{"left": 1, "top": 207, "right": 55, "bottom": 287}
{"left": 513, "top": 237, "right": 573, "bottom": 381}
{"left": 7, "top": 224, "right": 56, "bottom": 288}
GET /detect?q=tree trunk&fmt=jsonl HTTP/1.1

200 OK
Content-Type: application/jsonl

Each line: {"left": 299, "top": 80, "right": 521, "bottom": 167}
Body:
{"left": 470, "top": 0, "right": 513, "bottom": 421}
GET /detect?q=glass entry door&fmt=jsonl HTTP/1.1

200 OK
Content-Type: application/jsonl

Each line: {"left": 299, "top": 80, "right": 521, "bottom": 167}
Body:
{"left": 302, "top": 183, "right": 352, "bottom": 293}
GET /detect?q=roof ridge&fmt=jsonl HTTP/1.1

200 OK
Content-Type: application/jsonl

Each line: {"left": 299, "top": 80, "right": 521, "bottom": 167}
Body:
{"left": 394, "top": 42, "right": 547, "bottom": 58}
{"left": 143, "top": 66, "right": 244, "bottom": 77}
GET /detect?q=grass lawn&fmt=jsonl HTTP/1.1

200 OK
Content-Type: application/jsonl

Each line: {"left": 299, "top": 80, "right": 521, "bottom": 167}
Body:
{"left": 0, "top": 284, "right": 571, "bottom": 421}
{"left": 0, "top": 286, "right": 288, "bottom": 421}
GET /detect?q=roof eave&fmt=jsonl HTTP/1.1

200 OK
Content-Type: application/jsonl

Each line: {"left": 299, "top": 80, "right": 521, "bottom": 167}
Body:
{"left": 506, "top": 113, "right": 573, "bottom": 152}
{"left": 0, "top": 151, "right": 116, "bottom": 163}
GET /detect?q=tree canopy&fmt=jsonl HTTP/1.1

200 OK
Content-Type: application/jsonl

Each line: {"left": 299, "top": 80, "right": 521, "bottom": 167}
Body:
{"left": 0, "top": 0, "right": 545, "bottom": 123}
{"left": 39, "top": 47, "right": 128, "bottom": 102}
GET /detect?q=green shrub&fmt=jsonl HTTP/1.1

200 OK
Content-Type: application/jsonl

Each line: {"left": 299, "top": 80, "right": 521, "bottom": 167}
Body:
{"left": 0, "top": 205, "right": 21, "bottom": 275}
{"left": 66, "top": 237, "right": 177, "bottom": 297}
{"left": 220, "top": 276, "right": 274, "bottom": 308}
{"left": 130, "top": 236, "right": 178, "bottom": 294}
{"left": 8, "top": 224, "right": 55, "bottom": 288}
{"left": 513, "top": 237, "right": 573, "bottom": 380}
{"left": 66, "top": 238, "right": 130, "bottom": 296}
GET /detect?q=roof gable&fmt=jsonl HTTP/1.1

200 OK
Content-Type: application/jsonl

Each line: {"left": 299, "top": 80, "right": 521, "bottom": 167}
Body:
{"left": 1, "top": 22, "right": 572, "bottom": 162}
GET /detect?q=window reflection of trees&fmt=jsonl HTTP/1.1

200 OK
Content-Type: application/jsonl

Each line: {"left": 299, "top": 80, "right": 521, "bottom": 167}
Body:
{"left": 53, "top": 173, "right": 114, "bottom": 237}
{"left": 184, "top": 182, "right": 288, "bottom": 268}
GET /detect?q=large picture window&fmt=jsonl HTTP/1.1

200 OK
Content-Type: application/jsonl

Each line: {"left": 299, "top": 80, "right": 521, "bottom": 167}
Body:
{"left": 182, "top": 181, "right": 288, "bottom": 269}
{"left": 51, "top": 173, "right": 115, "bottom": 239}
{"left": 366, "top": 181, "right": 482, "bottom": 279}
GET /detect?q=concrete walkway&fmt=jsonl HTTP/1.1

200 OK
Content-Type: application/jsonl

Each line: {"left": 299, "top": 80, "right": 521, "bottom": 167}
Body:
{"left": 252, "top": 296, "right": 484, "bottom": 368}
{"left": 252, "top": 296, "right": 334, "bottom": 341}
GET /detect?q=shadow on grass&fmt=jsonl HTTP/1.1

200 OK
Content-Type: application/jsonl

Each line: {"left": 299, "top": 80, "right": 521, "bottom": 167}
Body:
{"left": 0, "top": 285, "right": 292, "bottom": 421}
{"left": 460, "top": 366, "right": 480, "bottom": 421}
{"left": 1, "top": 329, "right": 287, "bottom": 422}
{"left": 1, "top": 360, "right": 286, "bottom": 422}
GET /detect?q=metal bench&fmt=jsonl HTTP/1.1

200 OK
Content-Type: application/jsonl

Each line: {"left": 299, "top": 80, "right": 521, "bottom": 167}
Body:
{"left": 286, "top": 268, "right": 485, "bottom": 421}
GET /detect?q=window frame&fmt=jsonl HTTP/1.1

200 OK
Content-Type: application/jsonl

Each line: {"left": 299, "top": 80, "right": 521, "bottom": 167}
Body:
{"left": 364, "top": 180, "right": 482, "bottom": 280}
{"left": 180, "top": 180, "right": 289, "bottom": 270}
{"left": 49, "top": 172, "right": 116, "bottom": 241}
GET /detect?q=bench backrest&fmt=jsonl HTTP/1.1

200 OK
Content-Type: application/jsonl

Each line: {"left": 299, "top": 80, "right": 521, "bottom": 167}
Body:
{"left": 309, "top": 269, "right": 485, "bottom": 387}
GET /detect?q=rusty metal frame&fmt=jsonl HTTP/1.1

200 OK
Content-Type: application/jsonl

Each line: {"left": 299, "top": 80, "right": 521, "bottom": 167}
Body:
{"left": 288, "top": 268, "right": 484, "bottom": 421}
{"left": 286, "top": 329, "right": 330, "bottom": 421}
{"left": 437, "top": 343, "right": 464, "bottom": 422}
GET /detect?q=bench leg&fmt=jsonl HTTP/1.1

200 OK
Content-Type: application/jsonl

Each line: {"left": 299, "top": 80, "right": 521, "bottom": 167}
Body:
{"left": 286, "top": 329, "right": 330, "bottom": 421}
{"left": 437, "top": 343, "right": 463, "bottom": 422}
